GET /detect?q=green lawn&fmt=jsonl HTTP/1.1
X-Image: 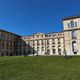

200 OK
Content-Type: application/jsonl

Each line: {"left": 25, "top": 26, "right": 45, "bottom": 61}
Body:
{"left": 0, "top": 56, "right": 80, "bottom": 80}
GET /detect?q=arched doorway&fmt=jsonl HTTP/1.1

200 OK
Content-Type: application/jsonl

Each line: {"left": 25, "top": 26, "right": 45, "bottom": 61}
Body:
{"left": 47, "top": 49, "right": 50, "bottom": 55}
{"left": 72, "top": 41, "right": 78, "bottom": 54}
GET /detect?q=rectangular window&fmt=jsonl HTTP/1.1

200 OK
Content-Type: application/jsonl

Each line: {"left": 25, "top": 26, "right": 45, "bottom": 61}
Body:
{"left": 37, "top": 35, "right": 39, "bottom": 38}
{"left": 53, "top": 49, "right": 55, "bottom": 54}
{"left": 37, "top": 40, "right": 39, "bottom": 45}
{"left": 58, "top": 38, "right": 61, "bottom": 44}
{"left": 41, "top": 46, "right": 44, "bottom": 51}
{"left": 52, "top": 39, "right": 55, "bottom": 44}
{"left": 41, "top": 40, "right": 44, "bottom": 45}
{"left": 58, "top": 48, "right": 61, "bottom": 54}
{"left": 71, "top": 31, "right": 77, "bottom": 39}
{"left": 53, "top": 34, "right": 54, "bottom": 36}
{"left": 68, "top": 23, "right": 70, "bottom": 28}
{"left": 33, "top": 41, "right": 35, "bottom": 46}
{"left": 58, "top": 34, "right": 59, "bottom": 36}
{"left": 75, "top": 22, "right": 77, "bottom": 27}
{"left": 48, "top": 35, "right": 51, "bottom": 37}
{"left": 71, "top": 20, "right": 74, "bottom": 28}
{"left": 33, "top": 36, "right": 34, "bottom": 38}
{"left": 47, "top": 40, "right": 49, "bottom": 45}
{"left": 37, "top": 47, "right": 39, "bottom": 51}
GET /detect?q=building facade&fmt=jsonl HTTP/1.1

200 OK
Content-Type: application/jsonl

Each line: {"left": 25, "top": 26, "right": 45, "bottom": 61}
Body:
{"left": 0, "top": 30, "right": 22, "bottom": 56}
{"left": 0, "top": 15, "right": 80, "bottom": 56}
{"left": 21, "top": 32, "right": 64, "bottom": 56}
{"left": 63, "top": 16, "right": 80, "bottom": 55}
{"left": 22, "top": 15, "right": 80, "bottom": 56}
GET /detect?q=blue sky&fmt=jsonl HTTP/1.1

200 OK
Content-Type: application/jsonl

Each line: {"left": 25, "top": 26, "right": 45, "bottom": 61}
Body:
{"left": 0, "top": 0, "right": 80, "bottom": 36}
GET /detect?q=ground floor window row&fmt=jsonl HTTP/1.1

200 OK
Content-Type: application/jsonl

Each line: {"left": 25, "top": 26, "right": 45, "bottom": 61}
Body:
{"left": 17, "top": 48, "right": 63, "bottom": 55}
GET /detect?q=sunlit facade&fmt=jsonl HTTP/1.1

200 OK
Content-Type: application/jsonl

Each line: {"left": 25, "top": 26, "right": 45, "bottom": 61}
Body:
{"left": 63, "top": 15, "right": 80, "bottom": 55}
{"left": 22, "top": 15, "right": 80, "bottom": 56}
{"left": 0, "top": 15, "right": 80, "bottom": 56}
{"left": 21, "top": 32, "right": 64, "bottom": 56}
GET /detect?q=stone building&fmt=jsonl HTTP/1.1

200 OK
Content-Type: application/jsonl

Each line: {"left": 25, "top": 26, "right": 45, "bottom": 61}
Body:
{"left": 0, "top": 15, "right": 80, "bottom": 56}
{"left": 21, "top": 32, "right": 64, "bottom": 56}
{"left": 63, "top": 15, "right": 80, "bottom": 55}
{"left": 0, "top": 29, "right": 22, "bottom": 56}
{"left": 22, "top": 15, "right": 80, "bottom": 56}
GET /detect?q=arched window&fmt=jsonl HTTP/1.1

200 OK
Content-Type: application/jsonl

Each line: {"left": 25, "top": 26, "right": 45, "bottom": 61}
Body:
{"left": 70, "top": 20, "right": 74, "bottom": 28}
{"left": 72, "top": 41, "right": 78, "bottom": 54}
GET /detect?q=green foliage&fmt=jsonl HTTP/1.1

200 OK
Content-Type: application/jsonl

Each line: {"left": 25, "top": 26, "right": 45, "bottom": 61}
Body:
{"left": 0, "top": 56, "right": 80, "bottom": 80}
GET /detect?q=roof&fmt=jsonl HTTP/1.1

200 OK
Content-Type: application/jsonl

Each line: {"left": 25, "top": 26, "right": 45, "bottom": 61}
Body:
{"left": 0, "top": 29, "right": 21, "bottom": 37}
{"left": 62, "top": 15, "right": 80, "bottom": 20}
{"left": 32, "top": 32, "right": 45, "bottom": 35}
{"left": 46, "top": 31, "right": 63, "bottom": 34}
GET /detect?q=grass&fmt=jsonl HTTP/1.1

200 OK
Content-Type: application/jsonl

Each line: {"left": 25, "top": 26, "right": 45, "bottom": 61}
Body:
{"left": 0, "top": 56, "right": 80, "bottom": 80}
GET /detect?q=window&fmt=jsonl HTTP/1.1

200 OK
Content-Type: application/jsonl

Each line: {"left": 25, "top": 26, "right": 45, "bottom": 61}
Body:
{"left": 47, "top": 49, "right": 50, "bottom": 54}
{"left": 58, "top": 48, "right": 61, "bottom": 55}
{"left": 41, "top": 40, "right": 44, "bottom": 45}
{"left": 53, "top": 49, "right": 55, "bottom": 54}
{"left": 24, "top": 42, "right": 26, "bottom": 46}
{"left": 75, "top": 22, "right": 77, "bottom": 27}
{"left": 53, "top": 34, "right": 54, "bottom": 36}
{"left": 53, "top": 46, "right": 55, "bottom": 48}
{"left": 69, "top": 20, "right": 77, "bottom": 28}
{"left": 53, "top": 46, "right": 55, "bottom": 54}
{"left": 33, "top": 41, "right": 35, "bottom": 46}
{"left": 47, "top": 46, "right": 49, "bottom": 48}
{"left": 48, "top": 35, "right": 51, "bottom": 37}
{"left": 58, "top": 34, "right": 60, "bottom": 36}
{"left": 68, "top": 23, "right": 70, "bottom": 28}
{"left": 37, "top": 40, "right": 39, "bottom": 45}
{"left": 2, "top": 40, "right": 4, "bottom": 46}
{"left": 47, "top": 40, "right": 49, "bottom": 44}
{"left": 45, "top": 34, "right": 48, "bottom": 37}
{"left": 71, "top": 31, "right": 77, "bottom": 39}
{"left": 37, "top": 47, "right": 39, "bottom": 51}
{"left": 37, "top": 35, "right": 39, "bottom": 38}
{"left": 52, "top": 39, "right": 55, "bottom": 44}
{"left": 42, "top": 35, "right": 43, "bottom": 38}
{"left": 28, "top": 50, "right": 30, "bottom": 54}
{"left": 71, "top": 20, "right": 74, "bottom": 28}
{"left": 72, "top": 41, "right": 78, "bottom": 54}
{"left": 41, "top": 46, "right": 44, "bottom": 51}
{"left": 10, "top": 42, "right": 12, "bottom": 47}
{"left": 33, "top": 36, "right": 34, "bottom": 38}
{"left": 58, "top": 45, "right": 60, "bottom": 48}
{"left": 58, "top": 38, "right": 61, "bottom": 44}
